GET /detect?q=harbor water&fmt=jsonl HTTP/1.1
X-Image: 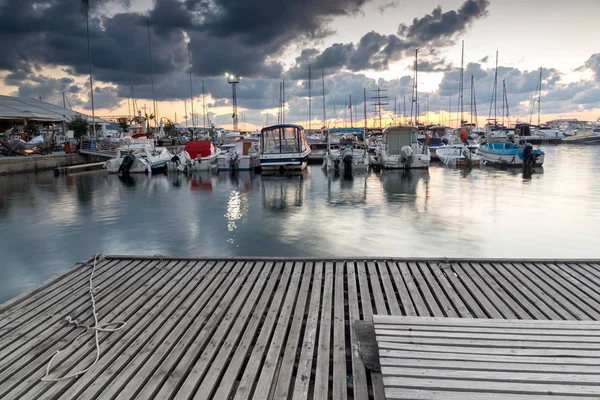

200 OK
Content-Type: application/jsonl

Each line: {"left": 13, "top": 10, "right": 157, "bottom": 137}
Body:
{"left": 1, "top": 144, "right": 599, "bottom": 302}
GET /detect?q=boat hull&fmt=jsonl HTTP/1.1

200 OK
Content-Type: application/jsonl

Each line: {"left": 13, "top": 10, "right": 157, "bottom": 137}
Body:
{"left": 478, "top": 150, "right": 545, "bottom": 167}
{"left": 217, "top": 154, "right": 260, "bottom": 171}
{"left": 379, "top": 152, "right": 430, "bottom": 169}
{"left": 260, "top": 151, "right": 311, "bottom": 171}
{"left": 436, "top": 148, "right": 482, "bottom": 167}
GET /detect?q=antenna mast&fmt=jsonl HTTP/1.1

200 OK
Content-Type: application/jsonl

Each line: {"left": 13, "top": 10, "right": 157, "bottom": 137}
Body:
{"left": 308, "top": 65, "right": 312, "bottom": 130}
{"left": 372, "top": 88, "right": 388, "bottom": 129}
{"left": 321, "top": 69, "right": 326, "bottom": 128}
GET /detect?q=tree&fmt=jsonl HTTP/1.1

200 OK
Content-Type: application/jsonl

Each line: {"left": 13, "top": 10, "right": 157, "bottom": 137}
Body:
{"left": 164, "top": 119, "right": 177, "bottom": 138}
{"left": 68, "top": 115, "right": 89, "bottom": 139}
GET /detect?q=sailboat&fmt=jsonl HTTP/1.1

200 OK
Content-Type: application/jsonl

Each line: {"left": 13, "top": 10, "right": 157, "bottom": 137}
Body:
{"left": 530, "top": 68, "right": 559, "bottom": 139}
{"left": 484, "top": 52, "right": 510, "bottom": 142}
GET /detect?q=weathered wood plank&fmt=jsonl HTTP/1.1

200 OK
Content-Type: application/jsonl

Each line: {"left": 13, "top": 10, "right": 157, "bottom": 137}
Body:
{"left": 214, "top": 262, "right": 291, "bottom": 400}
{"left": 374, "top": 329, "right": 600, "bottom": 342}
{"left": 367, "top": 262, "right": 387, "bottom": 315}
{"left": 248, "top": 262, "right": 303, "bottom": 400}
{"left": 385, "top": 262, "right": 416, "bottom": 316}
{"left": 291, "top": 262, "right": 323, "bottom": 400}
{"left": 373, "top": 315, "right": 600, "bottom": 329}
{"left": 451, "top": 263, "right": 504, "bottom": 319}
{"left": 376, "top": 262, "right": 401, "bottom": 315}
{"left": 416, "top": 262, "right": 458, "bottom": 317}
{"left": 428, "top": 262, "right": 472, "bottom": 318}
{"left": 272, "top": 262, "right": 313, "bottom": 399}
{"left": 346, "top": 261, "right": 368, "bottom": 400}
{"left": 408, "top": 262, "right": 442, "bottom": 317}
{"left": 313, "top": 262, "right": 333, "bottom": 400}
{"left": 332, "top": 261, "right": 347, "bottom": 400}
{"left": 385, "top": 388, "right": 594, "bottom": 400}
{"left": 193, "top": 262, "right": 280, "bottom": 400}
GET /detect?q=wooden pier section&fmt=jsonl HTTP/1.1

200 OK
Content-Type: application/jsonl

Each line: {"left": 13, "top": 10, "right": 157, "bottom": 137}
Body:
{"left": 2, "top": 256, "right": 600, "bottom": 399}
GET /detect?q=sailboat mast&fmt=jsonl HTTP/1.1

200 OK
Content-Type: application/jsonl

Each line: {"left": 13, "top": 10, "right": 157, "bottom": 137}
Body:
{"left": 148, "top": 19, "right": 157, "bottom": 129}
{"left": 282, "top": 78, "right": 285, "bottom": 124}
{"left": 321, "top": 69, "right": 326, "bottom": 128}
{"left": 308, "top": 65, "right": 312, "bottom": 130}
{"left": 83, "top": 0, "right": 96, "bottom": 139}
{"left": 333, "top": 98, "right": 336, "bottom": 128}
{"left": 410, "top": 49, "right": 418, "bottom": 125}
{"left": 363, "top": 88, "right": 367, "bottom": 141}
{"left": 538, "top": 67, "right": 542, "bottom": 126}
{"left": 202, "top": 80, "right": 206, "bottom": 130}
{"left": 501, "top": 80, "right": 505, "bottom": 127}
{"left": 460, "top": 40, "right": 464, "bottom": 126}
{"left": 494, "top": 51, "right": 498, "bottom": 124}
{"left": 472, "top": 75, "right": 478, "bottom": 128}
{"left": 403, "top": 95, "right": 406, "bottom": 124}
{"left": 349, "top": 94, "right": 353, "bottom": 128}
{"left": 187, "top": 42, "right": 194, "bottom": 131}
{"left": 415, "top": 49, "right": 419, "bottom": 124}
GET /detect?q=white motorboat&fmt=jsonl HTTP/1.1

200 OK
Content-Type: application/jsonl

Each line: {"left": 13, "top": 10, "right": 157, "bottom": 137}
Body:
{"left": 378, "top": 126, "right": 430, "bottom": 169}
{"left": 436, "top": 146, "right": 482, "bottom": 167}
{"left": 104, "top": 140, "right": 172, "bottom": 174}
{"left": 217, "top": 140, "right": 260, "bottom": 171}
{"left": 170, "top": 140, "right": 221, "bottom": 172}
{"left": 259, "top": 124, "right": 311, "bottom": 172}
{"left": 322, "top": 128, "right": 369, "bottom": 172}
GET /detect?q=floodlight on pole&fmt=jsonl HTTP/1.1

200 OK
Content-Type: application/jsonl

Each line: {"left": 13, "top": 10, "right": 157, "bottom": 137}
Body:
{"left": 226, "top": 73, "right": 241, "bottom": 131}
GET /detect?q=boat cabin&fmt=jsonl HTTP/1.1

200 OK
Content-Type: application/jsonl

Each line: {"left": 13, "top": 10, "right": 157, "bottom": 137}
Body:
{"left": 382, "top": 126, "right": 418, "bottom": 154}
{"left": 260, "top": 124, "right": 309, "bottom": 155}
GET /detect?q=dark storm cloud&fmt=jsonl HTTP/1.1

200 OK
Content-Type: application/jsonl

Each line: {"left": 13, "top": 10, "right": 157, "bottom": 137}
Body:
{"left": 398, "top": 0, "right": 489, "bottom": 45}
{"left": 579, "top": 54, "right": 600, "bottom": 82}
{"left": 287, "top": 0, "right": 490, "bottom": 77}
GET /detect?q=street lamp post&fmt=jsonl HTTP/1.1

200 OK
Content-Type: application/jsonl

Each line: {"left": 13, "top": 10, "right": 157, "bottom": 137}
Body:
{"left": 225, "top": 73, "right": 241, "bottom": 131}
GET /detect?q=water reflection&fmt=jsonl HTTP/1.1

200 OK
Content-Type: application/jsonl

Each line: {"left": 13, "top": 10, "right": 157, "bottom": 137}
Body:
{"left": 2, "top": 145, "right": 600, "bottom": 303}
{"left": 261, "top": 173, "right": 307, "bottom": 210}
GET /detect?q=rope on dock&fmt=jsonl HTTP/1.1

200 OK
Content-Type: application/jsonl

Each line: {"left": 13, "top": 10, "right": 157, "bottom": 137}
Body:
{"left": 41, "top": 254, "right": 127, "bottom": 382}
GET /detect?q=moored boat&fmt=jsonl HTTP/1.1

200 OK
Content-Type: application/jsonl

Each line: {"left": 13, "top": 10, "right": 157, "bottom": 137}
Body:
{"left": 170, "top": 140, "right": 221, "bottom": 172}
{"left": 217, "top": 140, "right": 260, "bottom": 171}
{"left": 259, "top": 124, "right": 311, "bottom": 172}
{"left": 322, "top": 128, "right": 369, "bottom": 172}
{"left": 104, "top": 140, "right": 171, "bottom": 174}
{"left": 478, "top": 142, "right": 544, "bottom": 167}
{"left": 378, "top": 126, "right": 430, "bottom": 169}
{"left": 436, "top": 146, "right": 482, "bottom": 167}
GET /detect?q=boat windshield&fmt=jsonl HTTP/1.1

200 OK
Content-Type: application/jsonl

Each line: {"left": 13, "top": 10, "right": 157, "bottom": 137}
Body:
{"left": 262, "top": 126, "right": 304, "bottom": 154}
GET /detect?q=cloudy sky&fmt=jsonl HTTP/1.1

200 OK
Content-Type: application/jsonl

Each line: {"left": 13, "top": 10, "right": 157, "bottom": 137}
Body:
{"left": 1, "top": 0, "right": 599, "bottom": 130}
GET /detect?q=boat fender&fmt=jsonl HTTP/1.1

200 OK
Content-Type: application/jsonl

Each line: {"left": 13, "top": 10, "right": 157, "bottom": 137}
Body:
{"left": 400, "top": 145, "right": 413, "bottom": 168}
{"left": 460, "top": 129, "right": 468, "bottom": 143}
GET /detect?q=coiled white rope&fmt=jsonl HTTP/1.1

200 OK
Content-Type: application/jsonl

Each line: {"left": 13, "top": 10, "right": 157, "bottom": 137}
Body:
{"left": 41, "top": 254, "right": 127, "bottom": 382}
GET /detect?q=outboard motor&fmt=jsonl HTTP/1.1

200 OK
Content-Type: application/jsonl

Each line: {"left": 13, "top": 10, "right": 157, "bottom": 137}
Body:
{"left": 461, "top": 146, "right": 473, "bottom": 169}
{"left": 522, "top": 143, "right": 537, "bottom": 167}
{"left": 342, "top": 154, "right": 353, "bottom": 171}
{"left": 400, "top": 145, "right": 413, "bottom": 169}
{"left": 118, "top": 154, "right": 135, "bottom": 174}
{"left": 333, "top": 158, "right": 341, "bottom": 171}
{"left": 229, "top": 150, "right": 239, "bottom": 170}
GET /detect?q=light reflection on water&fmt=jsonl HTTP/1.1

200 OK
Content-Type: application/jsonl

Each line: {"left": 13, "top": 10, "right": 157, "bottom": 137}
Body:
{"left": 1, "top": 144, "right": 599, "bottom": 302}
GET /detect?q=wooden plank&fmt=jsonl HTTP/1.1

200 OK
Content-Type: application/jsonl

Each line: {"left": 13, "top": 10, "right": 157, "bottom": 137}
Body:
{"left": 271, "top": 262, "right": 312, "bottom": 399}
{"left": 396, "top": 262, "right": 428, "bottom": 316}
{"left": 356, "top": 262, "right": 373, "bottom": 319}
{"left": 528, "top": 263, "right": 600, "bottom": 320}
{"left": 0, "top": 259, "right": 155, "bottom": 390}
{"left": 380, "top": 357, "right": 600, "bottom": 374}
{"left": 332, "top": 261, "right": 347, "bottom": 400}
{"left": 367, "top": 262, "right": 387, "bottom": 315}
{"left": 345, "top": 262, "right": 368, "bottom": 400}
{"left": 241, "top": 262, "right": 302, "bottom": 400}
{"left": 376, "top": 335, "right": 600, "bottom": 350}
{"left": 407, "top": 262, "right": 442, "bottom": 316}
{"left": 192, "top": 262, "right": 278, "bottom": 399}
{"left": 378, "top": 341, "right": 600, "bottom": 357}
{"left": 382, "top": 366, "right": 600, "bottom": 384}
{"left": 0, "top": 258, "right": 123, "bottom": 340}
{"left": 376, "top": 262, "right": 401, "bottom": 315}
{"left": 93, "top": 261, "right": 246, "bottom": 400}
{"left": 1, "top": 259, "right": 188, "bottom": 400}
{"left": 378, "top": 348, "right": 600, "bottom": 365}
{"left": 26, "top": 260, "right": 200, "bottom": 400}
{"left": 373, "top": 315, "right": 600, "bottom": 329}
{"left": 451, "top": 263, "right": 504, "bottom": 319}
{"left": 467, "top": 262, "right": 532, "bottom": 319}
{"left": 313, "top": 262, "right": 333, "bottom": 400}
{"left": 55, "top": 261, "right": 219, "bottom": 400}
{"left": 428, "top": 262, "right": 472, "bottom": 318}
{"left": 137, "top": 261, "right": 265, "bottom": 400}
{"left": 557, "top": 263, "right": 600, "bottom": 297}
{"left": 214, "top": 262, "right": 291, "bottom": 400}
{"left": 493, "top": 262, "right": 574, "bottom": 320}
{"left": 384, "top": 388, "right": 595, "bottom": 400}
{"left": 374, "top": 325, "right": 600, "bottom": 337}
{"left": 374, "top": 329, "right": 600, "bottom": 342}
{"left": 385, "top": 262, "right": 416, "bottom": 316}
{"left": 291, "top": 262, "right": 323, "bottom": 400}
{"left": 381, "top": 376, "right": 600, "bottom": 397}
{"left": 416, "top": 262, "right": 458, "bottom": 317}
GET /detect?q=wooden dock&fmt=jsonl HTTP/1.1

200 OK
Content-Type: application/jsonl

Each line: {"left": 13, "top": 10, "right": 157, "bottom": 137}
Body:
{"left": 2, "top": 256, "right": 600, "bottom": 399}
